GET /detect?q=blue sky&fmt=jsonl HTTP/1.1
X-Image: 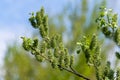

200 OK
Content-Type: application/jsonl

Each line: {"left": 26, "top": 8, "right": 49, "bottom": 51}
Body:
{"left": 0, "top": 0, "right": 120, "bottom": 78}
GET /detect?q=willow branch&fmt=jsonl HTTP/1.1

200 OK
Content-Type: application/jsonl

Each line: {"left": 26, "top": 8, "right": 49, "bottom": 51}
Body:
{"left": 57, "top": 65, "right": 90, "bottom": 80}
{"left": 34, "top": 49, "right": 90, "bottom": 80}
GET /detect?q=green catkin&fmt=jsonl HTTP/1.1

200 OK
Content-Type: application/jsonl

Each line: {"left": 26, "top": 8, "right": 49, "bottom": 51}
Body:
{"left": 44, "top": 37, "right": 51, "bottom": 49}
{"left": 53, "top": 34, "right": 62, "bottom": 43}
{"left": 21, "top": 37, "right": 33, "bottom": 51}
{"left": 58, "top": 53, "right": 64, "bottom": 67}
{"left": 94, "top": 46, "right": 101, "bottom": 66}
{"left": 51, "top": 59, "right": 57, "bottom": 69}
{"left": 89, "top": 34, "right": 97, "bottom": 50}
{"left": 64, "top": 55, "right": 70, "bottom": 68}
{"left": 48, "top": 49, "right": 53, "bottom": 61}
{"left": 33, "top": 38, "right": 38, "bottom": 48}
{"left": 114, "top": 28, "right": 120, "bottom": 46}
{"left": 39, "top": 25, "right": 46, "bottom": 38}
{"left": 54, "top": 47, "right": 59, "bottom": 58}
{"left": 35, "top": 11, "right": 41, "bottom": 26}
{"left": 43, "top": 15, "right": 48, "bottom": 34}
{"left": 40, "top": 7, "right": 44, "bottom": 18}
{"left": 58, "top": 42, "right": 64, "bottom": 50}
{"left": 84, "top": 49, "right": 90, "bottom": 63}
{"left": 64, "top": 48, "right": 70, "bottom": 67}
{"left": 102, "top": 61, "right": 114, "bottom": 79}
{"left": 35, "top": 55, "right": 44, "bottom": 62}
{"left": 51, "top": 36, "right": 56, "bottom": 48}
{"left": 112, "top": 14, "right": 117, "bottom": 23}
{"left": 70, "top": 55, "right": 74, "bottom": 66}
{"left": 33, "top": 7, "right": 48, "bottom": 38}
{"left": 40, "top": 41, "right": 46, "bottom": 53}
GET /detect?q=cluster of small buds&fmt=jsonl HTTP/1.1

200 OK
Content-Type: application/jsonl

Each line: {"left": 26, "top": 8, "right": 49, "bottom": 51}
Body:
{"left": 102, "top": 61, "right": 114, "bottom": 80}
{"left": 21, "top": 37, "right": 38, "bottom": 51}
{"left": 29, "top": 7, "right": 48, "bottom": 38}
{"left": 76, "top": 34, "right": 99, "bottom": 65}
{"left": 76, "top": 34, "right": 105, "bottom": 80}
{"left": 96, "top": 7, "right": 120, "bottom": 46}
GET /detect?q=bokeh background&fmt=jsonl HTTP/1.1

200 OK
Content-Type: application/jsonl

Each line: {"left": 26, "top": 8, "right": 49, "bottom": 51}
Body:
{"left": 0, "top": 0, "right": 120, "bottom": 80}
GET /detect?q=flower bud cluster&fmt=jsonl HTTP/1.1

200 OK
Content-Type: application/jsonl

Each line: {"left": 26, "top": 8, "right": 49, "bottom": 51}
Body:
{"left": 102, "top": 61, "right": 114, "bottom": 80}
{"left": 96, "top": 7, "right": 120, "bottom": 46}
{"left": 21, "top": 37, "right": 38, "bottom": 51}
{"left": 77, "top": 34, "right": 104, "bottom": 79}
{"left": 77, "top": 34, "right": 100, "bottom": 65}
{"left": 29, "top": 7, "right": 48, "bottom": 38}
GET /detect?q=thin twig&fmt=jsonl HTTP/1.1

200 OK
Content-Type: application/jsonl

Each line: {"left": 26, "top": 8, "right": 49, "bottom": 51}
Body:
{"left": 70, "top": 65, "right": 76, "bottom": 73}
{"left": 59, "top": 65, "right": 90, "bottom": 80}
